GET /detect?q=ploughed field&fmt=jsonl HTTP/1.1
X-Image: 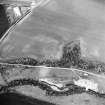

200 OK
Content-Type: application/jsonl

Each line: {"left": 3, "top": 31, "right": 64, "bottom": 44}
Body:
{"left": 1, "top": 0, "right": 105, "bottom": 62}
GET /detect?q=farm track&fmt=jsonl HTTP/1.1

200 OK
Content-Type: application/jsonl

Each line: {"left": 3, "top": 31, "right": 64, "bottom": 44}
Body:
{"left": 0, "top": 62, "right": 104, "bottom": 79}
